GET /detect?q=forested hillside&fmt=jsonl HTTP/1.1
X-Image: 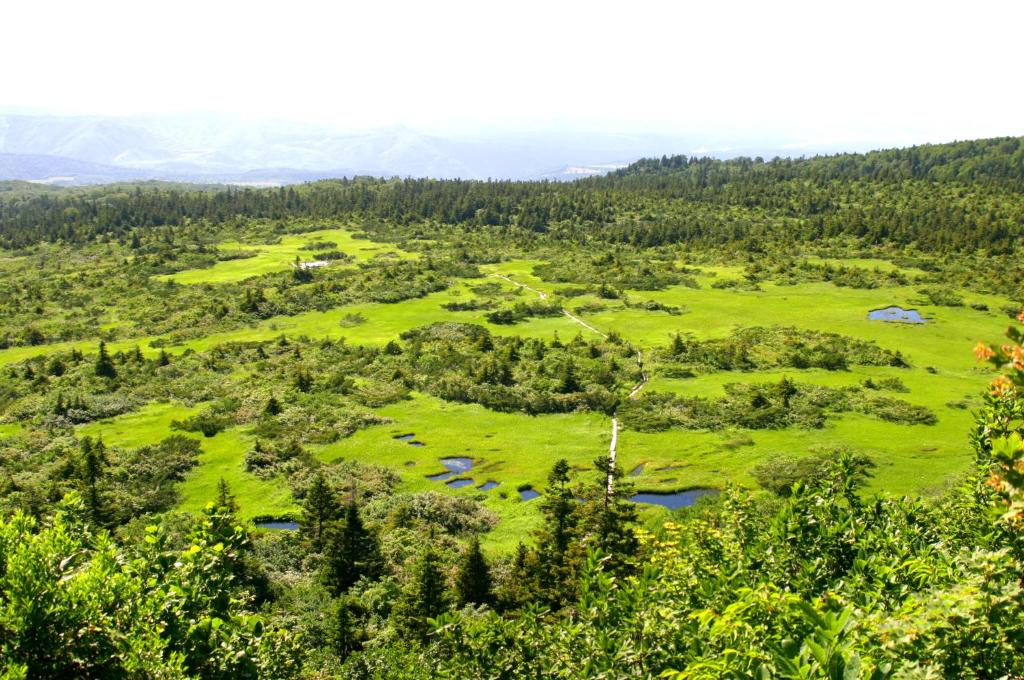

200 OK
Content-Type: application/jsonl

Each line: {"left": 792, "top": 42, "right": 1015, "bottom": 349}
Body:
{"left": 0, "top": 137, "right": 1023, "bottom": 678}
{"left": 2, "top": 137, "right": 1023, "bottom": 252}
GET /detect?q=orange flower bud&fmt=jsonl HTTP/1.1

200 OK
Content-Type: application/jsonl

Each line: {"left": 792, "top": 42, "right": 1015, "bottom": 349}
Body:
{"left": 1012, "top": 345, "right": 1024, "bottom": 371}
{"left": 990, "top": 375, "right": 1015, "bottom": 398}
{"left": 973, "top": 342, "right": 996, "bottom": 361}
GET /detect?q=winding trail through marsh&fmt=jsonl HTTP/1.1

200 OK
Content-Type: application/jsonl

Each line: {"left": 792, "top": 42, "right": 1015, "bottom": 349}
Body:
{"left": 490, "top": 272, "right": 650, "bottom": 493}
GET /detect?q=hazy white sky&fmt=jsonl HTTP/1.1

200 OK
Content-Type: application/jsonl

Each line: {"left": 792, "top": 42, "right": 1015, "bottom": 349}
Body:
{"left": 3, "top": 0, "right": 1022, "bottom": 145}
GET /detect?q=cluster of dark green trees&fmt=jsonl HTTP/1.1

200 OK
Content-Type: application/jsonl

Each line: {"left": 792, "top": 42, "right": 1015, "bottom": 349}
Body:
{"left": 657, "top": 326, "right": 907, "bottom": 372}
{"left": 386, "top": 322, "right": 634, "bottom": 415}
{"left": 3, "top": 137, "right": 1023, "bottom": 252}
{"left": 619, "top": 377, "right": 936, "bottom": 432}
{"left": 5, "top": 347, "right": 1023, "bottom": 677}
{"left": 284, "top": 450, "right": 641, "bottom": 667}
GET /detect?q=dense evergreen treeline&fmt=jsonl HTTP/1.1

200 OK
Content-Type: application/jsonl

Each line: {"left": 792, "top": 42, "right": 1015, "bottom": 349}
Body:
{"left": 613, "top": 136, "right": 1024, "bottom": 188}
{"left": 2, "top": 137, "right": 1023, "bottom": 252}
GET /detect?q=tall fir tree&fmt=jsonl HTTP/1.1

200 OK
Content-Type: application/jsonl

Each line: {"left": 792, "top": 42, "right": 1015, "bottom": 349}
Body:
{"left": 264, "top": 396, "right": 282, "bottom": 416}
{"left": 215, "top": 477, "right": 238, "bottom": 514}
{"left": 302, "top": 472, "right": 337, "bottom": 548}
{"left": 533, "top": 458, "right": 582, "bottom": 607}
{"left": 325, "top": 501, "right": 381, "bottom": 595}
{"left": 94, "top": 341, "right": 116, "bottom": 379}
{"left": 581, "top": 455, "right": 639, "bottom": 574}
{"left": 454, "top": 536, "right": 493, "bottom": 607}
{"left": 80, "top": 436, "right": 107, "bottom": 520}
{"left": 396, "top": 541, "right": 449, "bottom": 641}
{"left": 497, "top": 541, "right": 536, "bottom": 610}
{"left": 326, "top": 596, "right": 361, "bottom": 659}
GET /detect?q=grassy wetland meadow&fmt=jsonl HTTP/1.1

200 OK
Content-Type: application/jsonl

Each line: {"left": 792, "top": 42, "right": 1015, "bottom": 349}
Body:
{"left": 8, "top": 226, "right": 1009, "bottom": 545}
{"left": 2, "top": 138, "right": 1024, "bottom": 677}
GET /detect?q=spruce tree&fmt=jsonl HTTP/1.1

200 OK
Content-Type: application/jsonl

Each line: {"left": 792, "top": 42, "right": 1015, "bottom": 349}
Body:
{"left": 582, "top": 455, "right": 638, "bottom": 574}
{"left": 325, "top": 501, "right": 381, "bottom": 595}
{"left": 396, "top": 542, "right": 449, "bottom": 640}
{"left": 671, "top": 332, "right": 687, "bottom": 356}
{"left": 327, "top": 596, "right": 361, "bottom": 659}
{"left": 533, "top": 458, "right": 581, "bottom": 607}
{"left": 94, "top": 341, "right": 116, "bottom": 379}
{"left": 54, "top": 392, "right": 67, "bottom": 417}
{"left": 80, "top": 436, "right": 107, "bottom": 520}
{"left": 293, "top": 370, "right": 312, "bottom": 393}
{"left": 454, "top": 536, "right": 493, "bottom": 606}
{"left": 557, "top": 360, "right": 581, "bottom": 393}
{"left": 475, "top": 332, "right": 494, "bottom": 352}
{"left": 215, "top": 477, "right": 238, "bottom": 514}
{"left": 302, "top": 472, "right": 337, "bottom": 548}
{"left": 498, "top": 541, "right": 536, "bottom": 610}
{"left": 47, "top": 356, "right": 65, "bottom": 376}
{"left": 264, "top": 396, "right": 282, "bottom": 416}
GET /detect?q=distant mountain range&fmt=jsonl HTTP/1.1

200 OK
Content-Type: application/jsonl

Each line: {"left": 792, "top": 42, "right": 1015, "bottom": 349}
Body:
{"left": 0, "top": 113, "right": 855, "bottom": 186}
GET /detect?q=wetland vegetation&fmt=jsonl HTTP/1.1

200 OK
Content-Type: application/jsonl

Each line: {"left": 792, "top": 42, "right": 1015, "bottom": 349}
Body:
{"left": 1, "top": 137, "right": 1024, "bottom": 677}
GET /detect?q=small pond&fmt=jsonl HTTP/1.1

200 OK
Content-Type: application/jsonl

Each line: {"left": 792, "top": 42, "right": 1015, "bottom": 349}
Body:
{"left": 446, "top": 478, "right": 475, "bottom": 489}
{"left": 629, "top": 488, "right": 718, "bottom": 510}
{"left": 427, "top": 457, "right": 474, "bottom": 482}
{"left": 408, "top": 440, "right": 426, "bottom": 447}
{"left": 868, "top": 306, "right": 926, "bottom": 323}
{"left": 256, "top": 521, "right": 299, "bottom": 530}
{"left": 393, "top": 433, "right": 415, "bottom": 441}
{"left": 519, "top": 487, "right": 540, "bottom": 501}
{"left": 439, "top": 457, "right": 473, "bottom": 472}
{"left": 629, "top": 464, "right": 645, "bottom": 476}
{"left": 478, "top": 481, "right": 500, "bottom": 491}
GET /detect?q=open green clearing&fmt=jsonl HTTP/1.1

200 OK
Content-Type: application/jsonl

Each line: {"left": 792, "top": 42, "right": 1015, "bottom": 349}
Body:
{"left": 55, "top": 251, "right": 1012, "bottom": 546}
{"left": 0, "top": 269, "right": 588, "bottom": 368}
{"left": 154, "top": 226, "right": 415, "bottom": 284}
{"left": 318, "top": 392, "right": 610, "bottom": 549}
{"left": 78, "top": 400, "right": 298, "bottom": 519}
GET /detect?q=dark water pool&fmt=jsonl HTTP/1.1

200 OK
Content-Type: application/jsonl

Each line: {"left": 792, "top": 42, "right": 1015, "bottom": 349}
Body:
{"left": 447, "top": 478, "right": 474, "bottom": 489}
{"left": 868, "top": 306, "right": 925, "bottom": 323}
{"left": 629, "top": 488, "right": 718, "bottom": 509}
{"left": 256, "top": 521, "right": 299, "bottom": 530}
{"left": 393, "top": 433, "right": 415, "bottom": 441}
{"left": 519, "top": 487, "right": 540, "bottom": 501}
{"left": 428, "top": 458, "right": 474, "bottom": 482}
{"left": 440, "top": 457, "right": 473, "bottom": 472}
{"left": 478, "top": 481, "right": 500, "bottom": 491}
{"left": 629, "top": 464, "right": 645, "bottom": 476}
